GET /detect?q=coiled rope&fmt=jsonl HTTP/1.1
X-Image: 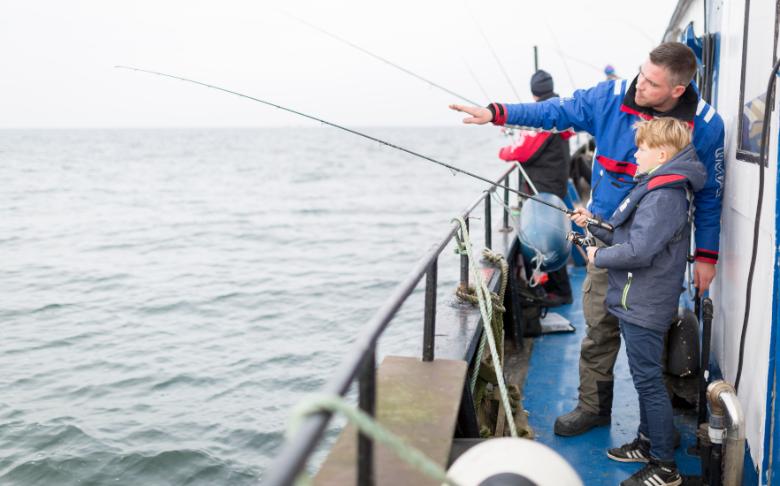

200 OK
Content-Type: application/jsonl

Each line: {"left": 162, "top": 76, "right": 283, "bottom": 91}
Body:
{"left": 452, "top": 217, "right": 518, "bottom": 437}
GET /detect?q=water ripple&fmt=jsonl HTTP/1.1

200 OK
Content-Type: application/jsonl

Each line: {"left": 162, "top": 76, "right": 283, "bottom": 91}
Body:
{"left": 0, "top": 127, "right": 505, "bottom": 485}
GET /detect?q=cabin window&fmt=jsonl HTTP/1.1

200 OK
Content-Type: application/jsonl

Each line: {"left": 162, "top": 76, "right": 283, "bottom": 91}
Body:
{"left": 736, "top": 0, "right": 780, "bottom": 164}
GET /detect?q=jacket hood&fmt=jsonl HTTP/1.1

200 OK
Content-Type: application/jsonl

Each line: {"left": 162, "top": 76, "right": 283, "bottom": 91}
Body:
{"left": 638, "top": 143, "right": 707, "bottom": 193}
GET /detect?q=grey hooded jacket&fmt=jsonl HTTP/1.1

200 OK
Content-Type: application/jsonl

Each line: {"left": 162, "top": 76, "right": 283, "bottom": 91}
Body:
{"left": 589, "top": 144, "right": 707, "bottom": 333}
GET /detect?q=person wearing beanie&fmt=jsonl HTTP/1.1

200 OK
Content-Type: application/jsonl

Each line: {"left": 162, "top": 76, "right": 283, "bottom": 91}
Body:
{"left": 530, "top": 69, "right": 555, "bottom": 98}
{"left": 498, "top": 70, "right": 573, "bottom": 306}
{"left": 604, "top": 64, "right": 619, "bottom": 80}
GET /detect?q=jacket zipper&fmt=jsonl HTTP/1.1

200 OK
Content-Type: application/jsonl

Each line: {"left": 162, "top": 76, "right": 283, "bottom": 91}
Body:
{"left": 621, "top": 272, "right": 633, "bottom": 310}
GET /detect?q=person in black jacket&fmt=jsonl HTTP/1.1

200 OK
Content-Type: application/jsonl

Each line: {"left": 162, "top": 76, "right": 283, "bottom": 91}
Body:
{"left": 499, "top": 70, "right": 573, "bottom": 305}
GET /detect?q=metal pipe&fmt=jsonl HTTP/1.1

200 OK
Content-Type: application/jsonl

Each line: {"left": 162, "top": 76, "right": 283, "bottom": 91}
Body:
{"left": 422, "top": 259, "right": 437, "bottom": 362}
{"left": 698, "top": 297, "right": 713, "bottom": 426}
{"left": 263, "top": 166, "right": 515, "bottom": 486}
{"left": 502, "top": 175, "right": 509, "bottom": 229}
{"left": 358, "top": 347, "right": 376, "bottom": 486}
{"left": 460, "top": 218, "right": 470, "bottom": 288}
{"left": 707, "top": 380, "right": 745, "bottom": 485}
{"left": 484, "top": 193, "right": 492, "bottom": 249}
{"left": 515, "top": 162, "right": 539, "bottom": 195}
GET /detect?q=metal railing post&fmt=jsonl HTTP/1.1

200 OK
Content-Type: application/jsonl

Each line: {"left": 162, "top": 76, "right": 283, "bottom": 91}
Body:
{"left": 423, "top": 258, "right": 438, "bottom": 362}
{"left": 459, "top": 218, "right": 469, "bottom": 289}
{"left": 263, "top": 165, "right": 519, "bottom": 486}
{"left": 358, "top": 347, "right": 376, "bottom": 486}
{"left": 503, "top": 175, "right": 509, "bottom": 229}
{"left": 484, "top": 192, "right": 492, "bottom": 249}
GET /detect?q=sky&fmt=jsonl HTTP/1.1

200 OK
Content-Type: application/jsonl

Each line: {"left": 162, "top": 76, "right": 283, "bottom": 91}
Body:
{"left": 0, "top": 0, "right": 679, "bottom": 128}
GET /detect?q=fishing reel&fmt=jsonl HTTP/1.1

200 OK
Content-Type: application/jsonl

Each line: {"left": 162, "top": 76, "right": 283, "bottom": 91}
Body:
{"left": 566, "top": 231, "right": 596, "bottom": 248}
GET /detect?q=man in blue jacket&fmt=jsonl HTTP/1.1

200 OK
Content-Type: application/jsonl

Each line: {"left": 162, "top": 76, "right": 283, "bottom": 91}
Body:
{"left": 450, "top": 42, "right": 725, "bottom": 436}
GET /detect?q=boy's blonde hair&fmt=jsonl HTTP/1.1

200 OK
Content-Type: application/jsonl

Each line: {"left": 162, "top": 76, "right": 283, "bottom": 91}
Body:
{"left": 634, "top": 117, "right": 692, "bottom": 153}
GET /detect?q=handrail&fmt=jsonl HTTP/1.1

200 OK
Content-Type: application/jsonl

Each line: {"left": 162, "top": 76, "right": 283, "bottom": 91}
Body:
{"left": 262, "top": 163, "right": 517, "bottom": 486}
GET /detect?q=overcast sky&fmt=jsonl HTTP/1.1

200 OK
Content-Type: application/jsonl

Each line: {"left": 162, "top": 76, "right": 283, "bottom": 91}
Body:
{"left": 0, "top": 0, "right": 679, "bottom": 128}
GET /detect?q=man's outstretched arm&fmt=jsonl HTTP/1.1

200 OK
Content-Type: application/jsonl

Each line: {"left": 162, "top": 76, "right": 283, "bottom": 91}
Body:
{"left": 449, "top": 104, "right": 493, "bottom": 124}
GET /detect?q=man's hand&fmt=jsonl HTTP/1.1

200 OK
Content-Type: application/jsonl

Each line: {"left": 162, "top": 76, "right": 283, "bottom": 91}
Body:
{"left": 570, "top": 207, "right": 594, "bottom": 228}
{"left": 449, "top": 104, "right": 492, "bottom": 125}
{"left": 694, "top": 261, "right": 717, "bottom": 296}
{"left": 586, "top": 246, "right": 598, "bottom": 264}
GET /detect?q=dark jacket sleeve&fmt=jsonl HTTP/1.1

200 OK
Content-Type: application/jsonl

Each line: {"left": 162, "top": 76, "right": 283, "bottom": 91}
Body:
{"left": 589, "top": 225, "right": 613, "bottom": 245}
{"left": 594, "top": 189, "right": 687, "bottom": 270}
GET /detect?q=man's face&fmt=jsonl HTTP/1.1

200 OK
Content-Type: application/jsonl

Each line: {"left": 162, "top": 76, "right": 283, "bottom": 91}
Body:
{"left": 634, "top": 60, "right": 684, "bottom": 109}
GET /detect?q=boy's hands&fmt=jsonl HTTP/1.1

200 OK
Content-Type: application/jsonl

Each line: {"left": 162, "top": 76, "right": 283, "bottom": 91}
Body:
{"left": 586, "top": 246, "right": 598, "bottom": 264}
{"left": 570, "top": 207, "right": 594, "bottom": 228}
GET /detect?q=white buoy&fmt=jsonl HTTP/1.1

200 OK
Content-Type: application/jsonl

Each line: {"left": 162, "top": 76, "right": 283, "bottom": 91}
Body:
{"left": 446, "top": 438, "right": 583, "bottom": 486}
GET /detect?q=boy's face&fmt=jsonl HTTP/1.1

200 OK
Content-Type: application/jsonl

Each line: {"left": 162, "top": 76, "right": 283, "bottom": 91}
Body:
{"left": 635, "top": 143, "right": 670, "bottom": 174}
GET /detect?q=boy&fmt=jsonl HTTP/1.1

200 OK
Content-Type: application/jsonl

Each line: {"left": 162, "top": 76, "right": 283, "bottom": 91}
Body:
{"left": 571, "top": 117, "right": 706, "bottom": 486}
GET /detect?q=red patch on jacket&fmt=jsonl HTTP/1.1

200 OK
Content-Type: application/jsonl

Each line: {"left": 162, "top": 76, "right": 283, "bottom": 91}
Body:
{"left": 648, "top": 173, "right": 686, "bottom": 190}
{"left": 596, "top": 155, "right": 637, "bottom": 176}
{"left": 498, "top": 132, "right": 553, "bottom": 163}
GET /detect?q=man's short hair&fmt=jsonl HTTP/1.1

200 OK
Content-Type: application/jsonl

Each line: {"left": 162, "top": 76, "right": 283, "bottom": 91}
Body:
{"left": 634, "top": 117, "right": 692, "bottom": 153}
{"left": 649, "top": 42, "right": 698, "bottom": 87}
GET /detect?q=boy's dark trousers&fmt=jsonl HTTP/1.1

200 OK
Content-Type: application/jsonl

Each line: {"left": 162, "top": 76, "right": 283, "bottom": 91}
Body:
{"left": 620, "top": 319, "right": 676, "bottom": 462}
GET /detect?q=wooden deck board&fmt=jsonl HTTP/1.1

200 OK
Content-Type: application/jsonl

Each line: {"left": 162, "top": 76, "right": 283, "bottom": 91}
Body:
{"left": 315, "top": 356, "right": 467, "bottom": 486}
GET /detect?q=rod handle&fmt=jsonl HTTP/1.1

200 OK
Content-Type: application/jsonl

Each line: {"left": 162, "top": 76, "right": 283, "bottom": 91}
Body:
{"left": 586, "top": 217, "right": 613, "bottom": 232}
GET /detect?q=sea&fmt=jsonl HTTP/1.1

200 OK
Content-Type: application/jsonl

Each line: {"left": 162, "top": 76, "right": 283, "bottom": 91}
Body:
{"left": 0, "top": 127, "right": 510, "bottom": 485}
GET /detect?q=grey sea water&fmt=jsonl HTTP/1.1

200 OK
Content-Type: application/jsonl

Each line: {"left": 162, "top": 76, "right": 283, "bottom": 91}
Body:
{"left": 1, "top": 127, "right": 508, "bottom": 485}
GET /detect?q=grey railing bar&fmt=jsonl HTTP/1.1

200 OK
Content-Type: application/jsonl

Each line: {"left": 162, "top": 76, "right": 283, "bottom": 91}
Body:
{"left": 459, "top": 217, "right": 470, "bottom": 288}
{"left": 357, "top": 346, "right": 376, "bottom": 486}
{"left": 503, "top": 175, "right": 510, "bottom": 229}
{"left": 262, "top": 164, "right": 516, "bottom": 486}
{"left": 484, "top": 193, "right": 492, "bottom": 249}
{"left": 422, "top": 258, "right": 438, "bottom": 362}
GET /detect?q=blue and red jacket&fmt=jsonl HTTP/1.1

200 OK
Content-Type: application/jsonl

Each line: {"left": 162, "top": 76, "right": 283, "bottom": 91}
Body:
{"left": 487, "top": 77, "right": 725, "bottom": 263}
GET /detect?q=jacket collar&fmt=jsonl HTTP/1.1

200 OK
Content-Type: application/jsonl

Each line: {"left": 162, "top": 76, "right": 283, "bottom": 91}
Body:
{"left": 621, "top": 76, "right": 699, "bottom": 122}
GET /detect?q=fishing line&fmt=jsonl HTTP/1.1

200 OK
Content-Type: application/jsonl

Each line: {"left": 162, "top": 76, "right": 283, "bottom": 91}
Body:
{"left": 463, "top": 1, "right": 522, "bottom": 102}
{"left": 542, "top": 20, "right": 577, "bottom": 95}
{"left": 282, "top": 11, "right": 568, "bottom": 134}
{"left": 461, "top": 57, "right": 492, "bottom": 104}
{"left": 281, "top": 10, "right": 481, "bottom": 106}
{"left": 117, "top": 66, "right": 611, "bottom": 231}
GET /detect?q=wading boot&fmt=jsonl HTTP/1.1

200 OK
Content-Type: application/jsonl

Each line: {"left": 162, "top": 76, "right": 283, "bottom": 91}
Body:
{"left": 553, "top": 406, "right": 610, "bottom": 436}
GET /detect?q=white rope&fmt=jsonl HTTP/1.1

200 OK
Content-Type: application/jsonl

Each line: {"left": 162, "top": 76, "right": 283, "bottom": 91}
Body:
{"left": 453, "top": 217, "right": 518, "bottom": 437}
{"left": 287, "top": 394, "right": 462, "bottom": 486}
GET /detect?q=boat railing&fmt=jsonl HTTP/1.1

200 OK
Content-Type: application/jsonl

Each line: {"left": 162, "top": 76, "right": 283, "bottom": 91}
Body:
{"left": 262, "top": 163, "right": 520, "bottom": 486}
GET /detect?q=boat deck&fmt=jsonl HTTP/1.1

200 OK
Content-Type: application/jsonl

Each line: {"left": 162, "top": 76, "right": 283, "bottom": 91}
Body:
{"left": 523, "top": 265, "right": 701, "bottom": 485}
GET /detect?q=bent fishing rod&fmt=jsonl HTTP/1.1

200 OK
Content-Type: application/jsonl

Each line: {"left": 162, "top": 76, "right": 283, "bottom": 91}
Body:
{"left": 116, "top": 65, "right": 613, "bottom": 231}
{"left": 281, "top": 13, "right": 567, "bottom": 135}
{"left": 282, "top": 10, "right": 482, "bottom": 106}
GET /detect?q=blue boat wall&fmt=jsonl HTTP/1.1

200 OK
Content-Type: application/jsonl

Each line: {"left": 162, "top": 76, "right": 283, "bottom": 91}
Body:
{"left": 666, "top": 0, "right": 780, "bottom": 482}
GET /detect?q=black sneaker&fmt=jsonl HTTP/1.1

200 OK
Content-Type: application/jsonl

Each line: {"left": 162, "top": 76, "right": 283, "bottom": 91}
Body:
{"left": 620, "top": 460, "right": 682, "bottom": 486}
{"left": 607, "top": 436, "right": 651, "bottom": 463}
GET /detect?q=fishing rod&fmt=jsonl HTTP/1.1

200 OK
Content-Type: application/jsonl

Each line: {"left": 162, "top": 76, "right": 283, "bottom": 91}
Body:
{"left": 116, "top": 66, "right": 612, "bottom": 231}
{"left": 282, "top": 11, "right": 569, "bottom": 134}
{"left": 463, "top": 1, "right": 522, "bottom": 102}
{"left": 281, "top": 10, "right": 481, "bottom": 106}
